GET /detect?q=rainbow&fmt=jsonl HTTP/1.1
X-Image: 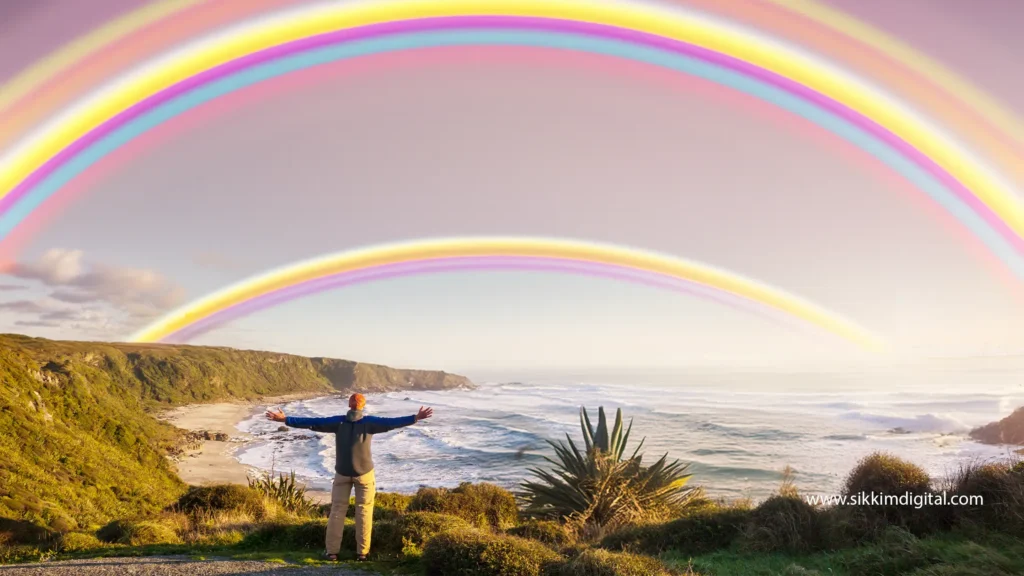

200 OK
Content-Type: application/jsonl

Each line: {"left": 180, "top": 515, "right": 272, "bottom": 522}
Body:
{"left": 0, "top": 0, "right": 1022, "bottom": 282}
{"left": 0, "top": 0, "right": 1019, "bottom": 183}
{"left": 128, "top": 237, "right": 885, "bottom": 350}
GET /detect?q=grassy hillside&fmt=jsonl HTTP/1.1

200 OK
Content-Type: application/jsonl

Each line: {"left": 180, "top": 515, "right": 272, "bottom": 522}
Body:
{"left": 0, "top": 334, "right": 472, "bottom": 536}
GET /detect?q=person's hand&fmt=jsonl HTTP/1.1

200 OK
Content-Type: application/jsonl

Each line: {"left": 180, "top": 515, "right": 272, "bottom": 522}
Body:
{"left": 265, "top": 409, "right": 286, "bottom": 423}
{"left": 415, "top": 406, "right": 433, "bottom": 422}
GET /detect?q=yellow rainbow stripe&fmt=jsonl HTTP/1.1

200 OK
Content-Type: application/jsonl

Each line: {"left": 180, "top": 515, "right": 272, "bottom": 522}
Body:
{"left": 0, "top": 0, "right": 202, "bottom": 114}
{"left": 129, "top": 237, "right": 886, "bottom": 351}
{"left": 1, "top": 0, "right": 1022, "bottom": 245}
{"left": 767, "top": 0, "right": 1024, "bottom": 145}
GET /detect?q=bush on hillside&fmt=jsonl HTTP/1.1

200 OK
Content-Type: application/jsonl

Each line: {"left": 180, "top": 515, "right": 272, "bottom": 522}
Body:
{"left": 842, "top": 452, "right": 933, "bottom": 534}
{"left": 408, "top": 482, "right": 519, "bottom": 531}
{"left": 938, "top": 460, "right": 1024, "bottom": 534}
{"left": 506, "top": 519, "right": 574, "bottom": 547}
{"left": 599, "top": 502, "right": 751, "bottom": 556}
{"left": 241, "top": 518, "right": 327, "bottom": 551}
{"left": 844, "top": 452, "right": 931, "bottom": 497}
{"left": 95, "top": 519, "right": 180, "bottom": 546}
{"left": 175, "top": 485, "right": 265, "bottom": 517}
{"left": 392, "top": 512, "right": 474, "bottom": 551}
{"left": 739, "top": 494, "right": 821, "bottom": 552}
{"left": 340, "top": 491, "right": 412, "bottom": 521}
{"left": 0, "top": 518, "right": 53, "bottom": 545}
{"left": 56, "top": 531, "right": 103, "bottom": 552}
{"left": 551, "top": 547, "right": 674, "bottom": 576}
{"left": 421, "top": 528, "right": 561, "bottom": 576}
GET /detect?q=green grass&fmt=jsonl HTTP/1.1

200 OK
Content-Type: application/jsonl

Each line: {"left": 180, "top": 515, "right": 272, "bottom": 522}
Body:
{"left": 667, "top": 530, "right": 1024, "bottom": 576}
{"left": 5, "top": 475, "right": 1024, "bottom": 576}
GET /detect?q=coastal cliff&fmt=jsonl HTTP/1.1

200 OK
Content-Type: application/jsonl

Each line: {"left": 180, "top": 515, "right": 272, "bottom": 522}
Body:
{"left": 0, "top": 334, "right": 471, "bottom": 533}
{"left": 970, "top": 406, "right": 1024, "bottom": 446}
{"left": 0, "top": 333, "right": 472, "bottom": 406}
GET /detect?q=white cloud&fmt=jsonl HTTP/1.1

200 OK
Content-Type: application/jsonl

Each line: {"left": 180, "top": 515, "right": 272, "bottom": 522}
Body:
{"left": 11, "top": 249, "right": 85, "bottom": 284}
{"left": 1, "top": 249, "right": 186, "bottom": 336}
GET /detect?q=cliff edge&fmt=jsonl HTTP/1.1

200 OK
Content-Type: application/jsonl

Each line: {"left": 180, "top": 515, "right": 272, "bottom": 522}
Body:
{"left": 970, "top": 407, "right": 1024, "bottom": 446}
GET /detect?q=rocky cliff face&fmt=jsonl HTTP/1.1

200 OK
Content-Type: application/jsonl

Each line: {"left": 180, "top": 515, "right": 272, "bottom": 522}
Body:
{"left": 970, "top": 407, "right": 1024, "bottom": 446}
{"left": 310, "top": 357, "right": 472, "bottom": 394}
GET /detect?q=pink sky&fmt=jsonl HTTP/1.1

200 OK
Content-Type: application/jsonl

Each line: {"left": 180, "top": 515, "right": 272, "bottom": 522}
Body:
{"left": 0, "top": 0, "right": 1020, "bottom": 370}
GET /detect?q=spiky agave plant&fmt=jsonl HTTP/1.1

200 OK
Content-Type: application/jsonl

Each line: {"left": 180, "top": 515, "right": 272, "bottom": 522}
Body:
{"left": 519, "top": 406, "right": 698, "bottom": 530}
{"left": 248, "top": 469, "right": 318, "bottom": 516}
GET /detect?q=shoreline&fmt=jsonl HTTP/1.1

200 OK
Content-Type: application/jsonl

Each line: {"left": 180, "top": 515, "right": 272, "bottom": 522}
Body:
{"left": 156, "top": 388, "right": 1021, "bottom": 505}
{"left": 157, "top": 392, "right": 335, "bottom": 504}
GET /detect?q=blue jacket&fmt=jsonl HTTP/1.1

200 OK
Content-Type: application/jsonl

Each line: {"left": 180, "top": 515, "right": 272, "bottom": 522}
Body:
{"left": 285, "top": 409, "right": 415, "bottom": 477}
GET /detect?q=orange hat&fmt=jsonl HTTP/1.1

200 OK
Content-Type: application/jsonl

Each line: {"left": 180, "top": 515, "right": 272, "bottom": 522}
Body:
{"left": 349, "top": 393, "right": 366, "bottom": 411}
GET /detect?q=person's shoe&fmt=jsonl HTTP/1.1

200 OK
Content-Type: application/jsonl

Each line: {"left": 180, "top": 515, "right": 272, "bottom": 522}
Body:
{"left": 323, "top": 553, "right": 339, "bottom": 562}
{"left": 355, "top": 554, "right": 368, "bottom": 562}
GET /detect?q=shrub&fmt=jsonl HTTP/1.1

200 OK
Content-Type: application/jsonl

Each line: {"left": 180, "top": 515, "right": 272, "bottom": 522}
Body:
{"left": 844, "top": 452, "right": 931, "bottom": 496}
{"left": 377, "top": 492, "right": 413, "bottom": 514}
{"left": 0, "top": 518, "right": 52, "bottom": 545}
{"left": 397, "top": 512, "right": 474, "bottom": 550}
{"left": 421, "top": 528, "right": 561, "bottom": 576}
{"left": 247, "top": 470, "right": 318, "bottom": 516}
{"left": 599, "top": 503, "right": 750, "bottom": 556}
{"left": 45, "top": 514, "right": 76, "bottom": 533}
{"left": 520, "top": 407, "right": 698, "bottom": 531}
{"left": 96, "top": 520, "right": 130, "bottom": 543}
{"left": 507, "top": 519, "right": 573, "bottom": 547}
{"left": 842, "top": 452, "right": 933, "bottom": 533}
{"left": 739, "top": 494, "right": 821, "bottom": 552}
{"left": 95, "top": 520, "right": 180, "bottom": 546}
{"left": 939, "top": 460, "right": 1024, "bottom": 534}
{"left": 242, "top": 518, "right": 327, "bottom": 550}
{"left": 343, "top": 491, "right": 413, "bottom": 521}
{"left": 362, "top": 512, "right": 475, "bottom": 556}
{"left": 551, "top": 547, "right": 674, "bottom": 576}
{"left": 409, "top": 483, "right": 519, "bottom": 531}
{"left": 175, "top": 484, "right": 265, "bottom": 516}
{"left": 56, "top": 531, "right": 103, "bottom": 552}
{"left": 816, "top": 505, "right": 884, "bottom": 549}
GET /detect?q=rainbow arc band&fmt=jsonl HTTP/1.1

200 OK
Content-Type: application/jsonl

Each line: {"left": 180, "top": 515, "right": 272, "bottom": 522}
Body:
{"left": 0, "top": 2, "right": 1021, "bottom": 281}
{"left": 1, "top": 0, "right": 1019, "bottom": 154}
{"left": 129, "top": 237, "right": 886, "bottom": 352}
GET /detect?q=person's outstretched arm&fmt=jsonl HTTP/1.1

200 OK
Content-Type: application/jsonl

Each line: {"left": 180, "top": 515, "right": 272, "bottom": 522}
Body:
{"left": 364, "top": 406, "right": 433, "bottom": 434}
{"left": 265, "top": 409, "right": 343, "bottom": 433}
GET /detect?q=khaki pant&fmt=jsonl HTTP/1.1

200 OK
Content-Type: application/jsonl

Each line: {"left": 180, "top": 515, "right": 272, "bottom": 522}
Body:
{"left": 326, "top": 469, "right": 375, "bottom": 556}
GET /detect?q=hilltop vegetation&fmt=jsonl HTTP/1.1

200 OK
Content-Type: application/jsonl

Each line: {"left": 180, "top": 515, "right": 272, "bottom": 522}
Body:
{"left": 5, "top": 457, "right": 1023, "bottom": 575}
{"left": 0, "top": 334, "right": 471, "bottom": 536}
{"left": 7, "top": 402, "right": 1024, "bottom": 575}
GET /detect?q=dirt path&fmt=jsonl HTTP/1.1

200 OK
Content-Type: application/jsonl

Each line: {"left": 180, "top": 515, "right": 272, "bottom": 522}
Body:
{"left": 0, "top": 556, "right": 380, "bottom": 575}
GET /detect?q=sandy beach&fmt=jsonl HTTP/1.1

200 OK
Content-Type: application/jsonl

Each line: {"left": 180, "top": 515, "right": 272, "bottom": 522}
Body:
{"left": 157, "top": 393, "right": 334, "bottom": 503}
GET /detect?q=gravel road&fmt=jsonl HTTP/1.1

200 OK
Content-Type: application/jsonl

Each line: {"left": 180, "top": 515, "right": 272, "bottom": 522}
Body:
{"left": 0, "top": 556, "right": 380, "bottom": 575}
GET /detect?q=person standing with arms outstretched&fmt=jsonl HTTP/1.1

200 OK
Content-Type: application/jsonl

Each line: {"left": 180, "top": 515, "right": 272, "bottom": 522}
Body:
{"left": 266, "top": 393, "right": 433, "bottom": 561}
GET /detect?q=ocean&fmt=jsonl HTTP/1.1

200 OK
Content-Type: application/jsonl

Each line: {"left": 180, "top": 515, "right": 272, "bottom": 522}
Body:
{"left": 236, "top": 365, "right": 1024, "bottom": 501}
